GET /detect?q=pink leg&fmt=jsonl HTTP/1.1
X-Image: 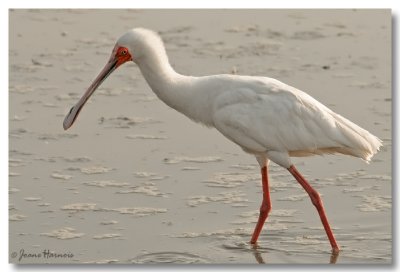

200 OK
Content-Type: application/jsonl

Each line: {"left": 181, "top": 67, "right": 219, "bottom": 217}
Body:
{"left": 250, "top": 165, "right": 272, "bottom": 244}
{"left": 288, "top": 165, "right": 340, "bottom": 254}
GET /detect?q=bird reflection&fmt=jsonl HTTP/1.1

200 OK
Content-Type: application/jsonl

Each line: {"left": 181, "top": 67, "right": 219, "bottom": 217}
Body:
{"left": 250, "top": 243, "right": 266, "bottom": 264}
{"left": 330, "top": 251, "right": 339, "bottom": 264}
{"left": 250, "top": 242, "right": 340, "bottom": 264}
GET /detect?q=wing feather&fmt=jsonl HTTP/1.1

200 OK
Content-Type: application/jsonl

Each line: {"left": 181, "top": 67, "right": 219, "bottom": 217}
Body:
{"left": 212, "top": 77, "right": 382, "bottom": 161}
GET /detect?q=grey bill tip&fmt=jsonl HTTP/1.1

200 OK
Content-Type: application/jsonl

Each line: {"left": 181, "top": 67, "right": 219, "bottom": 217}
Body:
{"left": 63, "top": 106, "right": 78, "bottom": 130}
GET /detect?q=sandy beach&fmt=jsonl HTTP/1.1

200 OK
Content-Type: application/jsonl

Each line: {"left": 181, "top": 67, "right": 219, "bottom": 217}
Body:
{"left": 9, "top": 9, "right": 391, "bottom": 264}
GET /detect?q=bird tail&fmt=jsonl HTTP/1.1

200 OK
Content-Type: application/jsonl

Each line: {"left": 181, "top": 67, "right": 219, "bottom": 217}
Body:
{"left": 333, "top": 113, "right": 383, "bottom": 162}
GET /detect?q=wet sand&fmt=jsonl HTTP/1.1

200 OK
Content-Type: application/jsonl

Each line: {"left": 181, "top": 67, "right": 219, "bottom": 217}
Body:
{"left": 9, "top": 9, "right": 391, "bottom": 264}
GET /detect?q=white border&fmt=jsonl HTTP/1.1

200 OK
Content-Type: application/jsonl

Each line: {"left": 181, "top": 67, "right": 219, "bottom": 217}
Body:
{"left": 2, "top": 1, "right": 398, "bottom": 272}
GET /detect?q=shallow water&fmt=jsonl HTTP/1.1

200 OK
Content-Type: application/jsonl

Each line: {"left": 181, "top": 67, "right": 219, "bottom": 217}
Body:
{"left": 9, "top": 9, "right": 391, "bottom": 264}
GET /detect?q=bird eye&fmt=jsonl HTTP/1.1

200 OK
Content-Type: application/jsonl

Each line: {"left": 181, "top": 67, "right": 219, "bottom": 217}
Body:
{"left": 121, "top": 50, "right": 127, "bottom": 55}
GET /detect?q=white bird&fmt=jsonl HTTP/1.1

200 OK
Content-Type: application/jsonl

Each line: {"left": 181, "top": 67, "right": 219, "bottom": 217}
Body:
{"left": 63, "top": 28, "right": 382, "bottom": 254}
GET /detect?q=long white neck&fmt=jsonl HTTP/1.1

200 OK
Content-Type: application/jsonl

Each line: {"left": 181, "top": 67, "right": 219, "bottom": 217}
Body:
{"left": 135, "top": 50, "right": 192, "bottom": 112}
{"left": 133, "top": 42, "right": 216, "bottom": 127}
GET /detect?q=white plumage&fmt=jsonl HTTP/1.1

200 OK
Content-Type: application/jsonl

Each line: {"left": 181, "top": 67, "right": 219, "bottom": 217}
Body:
{"left": 63, "top": 28, "right": 382, "bottom": 253}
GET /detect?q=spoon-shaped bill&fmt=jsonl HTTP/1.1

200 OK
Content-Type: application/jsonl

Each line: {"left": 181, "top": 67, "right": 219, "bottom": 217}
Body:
{"left": 63, "top": 59, "right": 117, "bottom": 130}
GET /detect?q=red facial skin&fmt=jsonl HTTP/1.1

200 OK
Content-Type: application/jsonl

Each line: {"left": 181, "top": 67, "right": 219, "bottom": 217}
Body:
{"left": 115, "top": 46, "right": 133, "bottom": 67}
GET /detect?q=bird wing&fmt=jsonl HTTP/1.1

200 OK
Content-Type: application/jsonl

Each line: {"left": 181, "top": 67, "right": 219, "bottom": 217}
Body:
{"left": 212, "top": 77, "right": 381, "bottom": 161}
